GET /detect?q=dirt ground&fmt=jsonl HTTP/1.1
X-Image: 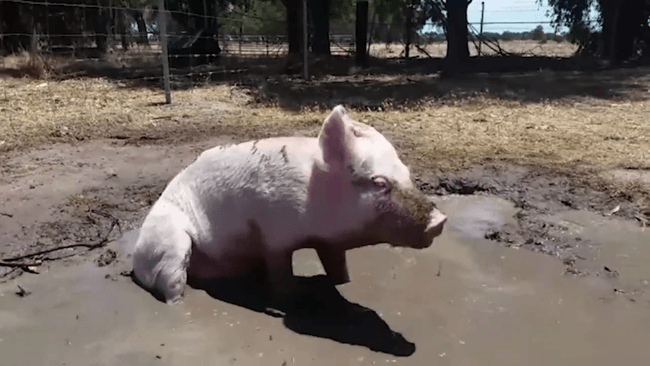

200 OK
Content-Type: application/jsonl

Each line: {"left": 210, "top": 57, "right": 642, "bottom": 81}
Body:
{"left": 1, "top": 54, "right": 650, "bottom": 364}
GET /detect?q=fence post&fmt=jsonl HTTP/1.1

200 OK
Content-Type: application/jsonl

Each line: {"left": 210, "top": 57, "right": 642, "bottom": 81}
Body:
{"left": 355, "top": 1, "right": 369, "bottom": 66}
{"left": 478, "top": 1, "right": 485, "bottom": 56}
{"left": 303, "top": 0, "right": 308, "bottom": 80}
{"left": 158, "top": 0, "right": 172, "bottom": 104}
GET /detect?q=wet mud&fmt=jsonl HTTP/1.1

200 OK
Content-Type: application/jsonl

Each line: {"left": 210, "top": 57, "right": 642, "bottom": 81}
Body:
{"left": 1, "top": 139, "right": 650, "bottom": 365}
{"left": 416, "top": 164, "right": 650, "bottom": 286}
{"left": 1, "top": 194, "right": 649, "bottom": 366}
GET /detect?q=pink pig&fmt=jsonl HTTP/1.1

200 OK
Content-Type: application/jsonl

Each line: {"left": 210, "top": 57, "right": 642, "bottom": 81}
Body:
{"left": 132, "top": 105, "right": 447, "bottom": 307}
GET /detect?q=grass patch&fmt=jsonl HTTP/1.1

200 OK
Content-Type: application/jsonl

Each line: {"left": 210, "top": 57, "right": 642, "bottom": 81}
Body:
{"left": 1, "top": 76, "right": 648, "bottom": 172}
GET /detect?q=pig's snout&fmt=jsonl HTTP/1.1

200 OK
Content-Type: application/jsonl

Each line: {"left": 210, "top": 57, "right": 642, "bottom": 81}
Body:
{"left": 419, "top": 209, "right": 447, "bottom": 248}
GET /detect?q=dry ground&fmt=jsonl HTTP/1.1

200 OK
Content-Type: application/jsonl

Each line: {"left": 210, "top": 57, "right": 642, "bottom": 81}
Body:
{"left": 370, "top": 39, "right": 579, "bottom": 58}
{"left": 216, "top": 39, "right": 580, "bottom": 58}
{"left": 1, "top": 69, "right": 648, "bottom": 171}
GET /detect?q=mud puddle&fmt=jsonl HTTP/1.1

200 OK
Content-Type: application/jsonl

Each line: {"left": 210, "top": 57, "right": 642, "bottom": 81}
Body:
{"left": 2, "top": 195, "right": 649, "bottom": 366}
{"left": 419, "top": 164, "right": 650, "bottom": 281}
{"left": 543, "top": 209, "right": 650, "bottom": 299}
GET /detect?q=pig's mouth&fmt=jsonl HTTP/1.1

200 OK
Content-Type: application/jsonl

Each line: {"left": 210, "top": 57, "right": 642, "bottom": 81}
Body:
{"left": 375, "top": 188, "right": 447, "bottom": 249}
{"left": 416, "top": 209, "right": 447, "bottom": 248}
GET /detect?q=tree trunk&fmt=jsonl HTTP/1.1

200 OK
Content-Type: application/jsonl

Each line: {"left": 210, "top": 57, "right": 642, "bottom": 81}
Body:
{"left": 92, "top": 4, "right": 110, "bottom": 54}
{"left": 599, "top": 0, "right": 613, "bottom": 57}
{"left": 615, "top": 0, "right": 643, "bottom": 60}
{"left": 355, "top": 0, "right": 368, "bottom": 66}
{"left": 445, "top": 0, "right": 471, "bottom": 65}
{"left": 608, "top": 0, "right": 622, "bottom": 62}
{"left": 404, "top": 4, "right": 413, "bottom": 59}
{"left": 282, "top": 0, "right": 304, "bottom": 55}
{"left": 131, "top": 10, "right": 149, "bottom": 46}
{"left": 601, "top": 0, "right": 645, "bottom": 62}
{"left": 309, "top": 0, "right": 331, "bottom": 56}
{"left": 115, "top": 9, "right": 129, "bottom": 50}
{"left": 1, "top": 1, "right": 33, "bottom": 54}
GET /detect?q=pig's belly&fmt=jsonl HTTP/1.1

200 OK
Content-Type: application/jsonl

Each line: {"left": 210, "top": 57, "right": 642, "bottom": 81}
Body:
{"left": 187, "top": 244, "right": 265, "bottom": 280}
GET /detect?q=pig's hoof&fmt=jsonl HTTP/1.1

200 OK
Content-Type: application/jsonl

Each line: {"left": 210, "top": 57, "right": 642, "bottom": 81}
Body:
{"left": 264, "top": 306, "right": 287, "bottom": 318}
{"left": 165, "top": 293, "right": 185, "bottom": 305}
{"left": 264, "top": 296, "right": 296, "bottom": 318}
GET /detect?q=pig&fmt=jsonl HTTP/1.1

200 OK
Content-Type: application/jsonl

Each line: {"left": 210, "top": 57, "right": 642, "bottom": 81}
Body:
{"left": 131, "top": 105, "right": 447, "bottom": 310}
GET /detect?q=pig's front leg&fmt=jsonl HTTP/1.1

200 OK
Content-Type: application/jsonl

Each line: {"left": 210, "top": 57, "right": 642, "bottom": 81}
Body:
{"left": 264, "top": 249, "right": 298, "bottom": 317}
{"left": 316, "top": 248, "right": 350, "bottom": 286}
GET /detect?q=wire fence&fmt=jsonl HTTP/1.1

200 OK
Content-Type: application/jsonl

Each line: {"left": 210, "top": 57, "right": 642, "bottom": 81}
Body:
{"left": 0, "top": 0, "right": 590, "bottom": 103}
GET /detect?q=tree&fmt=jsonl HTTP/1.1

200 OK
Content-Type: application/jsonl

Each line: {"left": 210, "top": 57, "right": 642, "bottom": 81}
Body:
{"left": 542, "top": 0, "right": 650, "bottom": 62}
{"left": 416, "top": 0, "right": 471, "bottom": 64}
{"left": 113, "top": 0, "right": 157, "bottom": 47}
{"left": 278, "top": 0, "right": 353, "bottom": 57}
{"left": 531, "top": 25, "right": 545, "bottom": 40}
{"left": 0, "top": 0, "right": 119, "bottom": 55}
{"left": 1, "top": 1, "right": 33, "bottom": 53}
{"left": 309, "top": 0, "right": 332, "bottom": 55}
{"left": 0, "top": 0, "right": 156, "bottom": 55}
{"left": 444, "top": 0, "right": 471, "bottom": 63}
{"left": 279, "top": 0, "right": 305, "bottom": 54}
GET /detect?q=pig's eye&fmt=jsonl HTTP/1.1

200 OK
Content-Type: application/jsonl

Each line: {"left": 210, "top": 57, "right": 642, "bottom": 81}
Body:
{"left": 372, "top": 176, "right": 391, "bottom": 193}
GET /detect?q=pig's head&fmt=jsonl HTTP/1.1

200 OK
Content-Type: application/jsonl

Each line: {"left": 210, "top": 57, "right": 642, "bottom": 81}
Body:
{"left": 312, "top": 105, "right": 446, "bottom": 249}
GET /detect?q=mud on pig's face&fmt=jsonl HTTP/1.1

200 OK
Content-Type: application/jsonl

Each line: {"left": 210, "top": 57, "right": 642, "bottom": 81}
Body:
{"left": 317, "top": 105, "right": 447, "bottom": 248}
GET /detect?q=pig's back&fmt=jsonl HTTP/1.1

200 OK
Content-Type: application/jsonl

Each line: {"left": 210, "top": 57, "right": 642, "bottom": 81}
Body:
{"left": 163, "top": 137, "right": 320, "bottom": 250}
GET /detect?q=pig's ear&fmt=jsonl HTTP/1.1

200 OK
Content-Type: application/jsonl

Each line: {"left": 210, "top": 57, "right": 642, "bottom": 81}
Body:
{"left": 318, "top": 105, "right": 353, "bottom": 169}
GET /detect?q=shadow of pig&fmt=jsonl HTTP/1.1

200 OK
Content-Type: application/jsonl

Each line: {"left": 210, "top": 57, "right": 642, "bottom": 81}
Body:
{"left": 187, "top": 273, "right": 416, "bottom": 357}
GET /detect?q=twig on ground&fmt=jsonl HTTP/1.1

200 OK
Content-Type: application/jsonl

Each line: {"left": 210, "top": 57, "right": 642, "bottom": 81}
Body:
{"left": 0, "top": 213, "right": 119, "bottom": 269}
{"left": 0, "top": 259, "right": 41, "bottom": 268}
{"left": 90, "top": 208, "right": 122, "bottom": 235}
{"left": 15, "top": 285, "right": 31, "bottom": 297}
{"left": 414, "top": 44, "right": 434, "bottom": 59}
{"left": 0, "top": 267, "right": 20, "bottom": 280}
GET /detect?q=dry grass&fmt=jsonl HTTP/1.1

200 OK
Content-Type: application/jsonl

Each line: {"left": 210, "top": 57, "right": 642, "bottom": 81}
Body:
{"left": 296, "top": 100, "right": 650, "bottom": 171}
{"left": 1, "top": 75, "right": 648, "bottom": 174}
{"left": 370, "top": 40, "right": 580, "bottom": 59}
{"left": 0, "top": 52, "right": 59, "bottom": 79}
{"left": 0, "top": 40, "right": 647, "bottom": 172}
{"left": 213, "top": 39, "right": 580, "bottom": 59}
{"left": 0, "top": 76, "right": 253, "bottom": 151}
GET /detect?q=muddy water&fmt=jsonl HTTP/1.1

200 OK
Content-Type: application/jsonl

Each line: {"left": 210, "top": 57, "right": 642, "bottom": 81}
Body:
{"left": 545, "top": 209, "right": 650, "bottom": 298}
{"left": 1, "top": 196, "right": 649, "bottom": 366}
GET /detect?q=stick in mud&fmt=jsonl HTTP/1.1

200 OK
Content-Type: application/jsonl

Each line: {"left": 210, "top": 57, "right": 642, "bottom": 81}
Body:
{"left": 0, "top": 213, "right": 119, "bottom": 269}
{"left": 15, "top": 285, "right": 31, "bottom": 297}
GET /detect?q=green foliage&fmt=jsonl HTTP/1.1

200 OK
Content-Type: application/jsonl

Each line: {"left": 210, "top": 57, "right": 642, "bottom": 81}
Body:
{"left": 566, "top": 22, "right": 590, "bottom": 45}
{"left": 220, "top": 0, "right": 285, "bottom": 35}
{"left": 331, "top": 0, "right": 355, "bottom": 21}
{"left": 372, "top": 0, "right": 409, "bottom": 26}
{"left": 539, "top": 0, "right": 595, "bottom": 30}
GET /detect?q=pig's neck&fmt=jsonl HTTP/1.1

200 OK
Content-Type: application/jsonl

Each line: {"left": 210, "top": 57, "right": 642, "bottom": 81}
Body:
{"left": 305, "top": 162, "right": 371, "bottom": 241}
